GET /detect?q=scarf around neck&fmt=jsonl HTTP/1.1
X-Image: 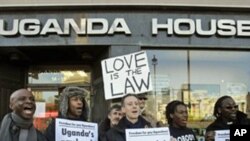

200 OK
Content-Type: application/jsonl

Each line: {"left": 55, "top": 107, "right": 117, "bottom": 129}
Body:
{"left": 0, "top": 112, "right": 37, "bottom": 141}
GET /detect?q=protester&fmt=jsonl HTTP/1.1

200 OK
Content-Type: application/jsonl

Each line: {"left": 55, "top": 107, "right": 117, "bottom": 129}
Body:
{"left": 106, "top": 94, "right": 151, "bottom": 141}
{"left": 98, "top": 104, "right": 123, "bottom": 141}
{"left": 138, "top": 93, "right": 157, "bottom": 127}
{"left": 0, "top": 88, "right": 48, "bottom": 141}
{"left": 205, "top": 95, "right": 250, "bottom": 141}
{"left": 166, "top": 100, "right": 197, "bottom": 141}
{"left": 44, "top": 86, "right": 89, "bottom": 141}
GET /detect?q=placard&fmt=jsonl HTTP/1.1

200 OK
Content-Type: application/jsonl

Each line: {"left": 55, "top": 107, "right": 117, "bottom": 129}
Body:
{"left": 126, "top": 127, "right": 170, "bottom": 141}
{"left": 56, "top": 118, "right": 98, "bottom": 141}
{"left": 101, "top": 51, "right": 152, "bottom": 100}
{"left": 215, "top": 130, "right": 230, "bottom": 141}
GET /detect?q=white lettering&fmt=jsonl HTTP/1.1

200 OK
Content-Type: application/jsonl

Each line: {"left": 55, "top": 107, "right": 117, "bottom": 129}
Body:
{"left": 0, "top": 19, "right": 18, "bottom": 36}
{"left": 40, "top": 19, "right": 63, "bottom": 35}
{"left": 64, "top": 18, "right": 86, "bottom": 35}
{"left": 19, "top": 19, "right": 40, "bottom": 35}
{"left": 217, "top": 19, "right": 236, "bottom": 36}
{"left": 108, "top": 18, "right": 131, "bottom": 34}
{"left": 87, "top": 18, "right": 108, "bottom": 34}
{"left": 152, "top": 18, "right": 173, "bottom": 35}
{"left": 237, "top": 20, "right": 250, "bottom": 36}
{"left": 196, "top": 19, "right": 216, "bottom": 35}
{"left": 174, "top": 19, "right": 195, "bottom": 35}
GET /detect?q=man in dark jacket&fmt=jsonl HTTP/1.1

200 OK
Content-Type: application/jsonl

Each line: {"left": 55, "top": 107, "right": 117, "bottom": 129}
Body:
{"left": 98, "top": 104, "right": 122, "bottom": 141}
{"left": 106, "top": 94, "right": 151, "bottom": 141}
{"left": 44, "top": 86, "right": 89, "bottom": 141}
{"left": 0, "top": 88, "right": 48, "bottom": 141}
{"left": 205, "top": 95, "right": 250, "bottom": 141}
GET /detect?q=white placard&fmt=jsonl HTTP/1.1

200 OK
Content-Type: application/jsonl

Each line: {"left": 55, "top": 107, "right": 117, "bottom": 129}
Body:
{"left": 126, "top": 127, "right": 170, "bottom": 141}
{"left": 215, "top": 130, "right": 230, "bottom": 141}
{"left": 56, "top": 118, "right": 98, "bottom": 141}
{"left": 101, "top": 51, "right": 152, "bottom": 100}
{"left": 34, "top": 102, "right": 46, "bottom": 118}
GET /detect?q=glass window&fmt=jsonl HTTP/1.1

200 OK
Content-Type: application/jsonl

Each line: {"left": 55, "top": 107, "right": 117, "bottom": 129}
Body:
{"left": 28, "top": 66, "right": 91, "bottom": 132}
{"left": 146, "top": 50, "right": 188, "bottom": 123}
{"left": 145, "top": 49, "right": 250, "bottom": 139}
{"left": 28, "top": 68, "right": 90, "bottom": 85}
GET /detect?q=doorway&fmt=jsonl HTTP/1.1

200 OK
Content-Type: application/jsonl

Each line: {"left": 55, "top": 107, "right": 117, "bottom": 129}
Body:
{"left": 27, "top": 65, "right": 92, "bottom": 132}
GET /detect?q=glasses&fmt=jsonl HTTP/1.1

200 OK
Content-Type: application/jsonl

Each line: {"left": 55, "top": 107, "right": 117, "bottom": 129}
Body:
{"left": 138, "top": 98, "right": 147, "bottom": 100}
{"left": 224, "top": 105, "right": 238, "bottom": 110}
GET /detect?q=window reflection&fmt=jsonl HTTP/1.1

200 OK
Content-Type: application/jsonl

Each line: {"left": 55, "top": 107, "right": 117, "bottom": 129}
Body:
{"left": 146, "top": 50, "right": 188, "bottom": 123}
{"left": 145, "top": 49, "right": 250, "bottom": 131}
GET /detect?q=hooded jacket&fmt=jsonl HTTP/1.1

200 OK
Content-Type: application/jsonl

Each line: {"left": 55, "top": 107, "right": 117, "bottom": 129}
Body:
{"left": 44, "top": 87, "right": 89, "bottom": 141}
{"left": 105, "top": 116, "right": 151, "bottom": 141}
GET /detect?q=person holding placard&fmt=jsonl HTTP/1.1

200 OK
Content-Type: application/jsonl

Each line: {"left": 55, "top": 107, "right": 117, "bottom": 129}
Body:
{"left": 44, "top": 86, "right": 89, "bottom": 141}
{"left": 0, "top": 88, "right": 48, "bottom": 141}
{"left": 98, "top": 104, "right": 123, "bottom": 141}
{"left": 205, "top": 95, "right": 250, "bottom": 141}
{"left": 105, "top": 94, "right": 152, "bottom": 141}
{"left": 166, "top": 100, "right": 197, "bottom": 141}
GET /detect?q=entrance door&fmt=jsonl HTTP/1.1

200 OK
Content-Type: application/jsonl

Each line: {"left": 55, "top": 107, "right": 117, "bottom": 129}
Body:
{"left": 27, "top": 65, "right": 91, "bottom": 132}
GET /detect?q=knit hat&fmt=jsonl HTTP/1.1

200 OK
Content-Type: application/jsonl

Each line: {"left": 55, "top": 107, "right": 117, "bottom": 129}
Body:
{"left": 59, "top": 86, "right": 89, "bottom": 120}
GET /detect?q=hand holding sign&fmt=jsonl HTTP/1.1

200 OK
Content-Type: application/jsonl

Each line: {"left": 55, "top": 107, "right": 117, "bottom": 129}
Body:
{"left": 101, "top": 51, "right": 152, "bottom": 100}
{"left": 215, "top": 130, "right": 229, "bottom": 141}
{"left": 56, "top": 118, "right": 98, "bottom": 141}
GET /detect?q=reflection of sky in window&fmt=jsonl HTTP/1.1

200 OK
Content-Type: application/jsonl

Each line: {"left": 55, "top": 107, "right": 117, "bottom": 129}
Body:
{"left": 146, "top": 50, "right": 188, "bottom": 90}
{"left": 145, "top": 50, "right": 250, "bottom": 93}
{"left": 190, "top": 51, "right": 250, "bottom": 93}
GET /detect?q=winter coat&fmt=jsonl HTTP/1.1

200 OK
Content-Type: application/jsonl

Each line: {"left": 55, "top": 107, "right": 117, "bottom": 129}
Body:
{"left": 0, "top": 116, "right": 48, "bottom": 141}
{"left": 98, "top": 117, "right": 111, "bottom": 141}
{"left": 105, "top": 116, "right": 151, "bottom": 141}
{"left": 44, "top": 86, "right": 89, "bottom": 141}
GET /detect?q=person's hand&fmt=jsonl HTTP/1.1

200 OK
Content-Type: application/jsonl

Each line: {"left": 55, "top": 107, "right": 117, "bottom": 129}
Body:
{"left": 170, "top": 136, "right": 177, "bottom": 141}
{"left": 205, "top": 131, "right": 215, "bottom": 141}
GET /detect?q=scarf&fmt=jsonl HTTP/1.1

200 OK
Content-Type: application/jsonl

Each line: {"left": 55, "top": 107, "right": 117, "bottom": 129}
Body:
{"left": 0, "top": 113, "right": 37, "bottom": 141}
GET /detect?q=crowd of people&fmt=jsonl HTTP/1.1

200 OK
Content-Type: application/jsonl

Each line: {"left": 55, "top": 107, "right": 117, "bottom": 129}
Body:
{"left": 0, "top": 87, "right": 249, "bottom": 141}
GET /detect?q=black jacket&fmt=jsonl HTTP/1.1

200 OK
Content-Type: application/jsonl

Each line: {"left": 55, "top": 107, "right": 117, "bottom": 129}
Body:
{"left": 206, "top": 111, "right": 250, "bottom": 131}
{"left": 0, "top": 115, "right": 48, "bottom": 141}
{"left": 169, "top": 126, "right": 197, "bottom": 141}
{"left": 98, "top": 117, "right": 111, "bottom": 141}
{"left": 105, "top": 116, "right": 151, "bottom": 141}
{"left": 9, "top": 129, "right": 47, "bottom": 141}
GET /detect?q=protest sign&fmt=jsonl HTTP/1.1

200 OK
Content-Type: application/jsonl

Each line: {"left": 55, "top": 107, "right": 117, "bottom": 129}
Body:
{"left": 126, "top": 127, "right": 170, "bottom": 141}
{"left": 101, "top": 51, "right": 152, "bottom": 100}
{"left": 56, "top": 118, "right": 98, "bottom": 141}
{"left": 215, "top": 130, "right": 230, "bottom": 141}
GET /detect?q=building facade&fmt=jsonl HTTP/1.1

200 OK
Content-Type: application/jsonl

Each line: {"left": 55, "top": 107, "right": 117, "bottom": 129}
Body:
{"left": 1, "top": 2, "right": 250, "bottom": 139}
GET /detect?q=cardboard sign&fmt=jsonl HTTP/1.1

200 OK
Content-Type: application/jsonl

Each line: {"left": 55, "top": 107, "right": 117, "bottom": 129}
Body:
{"left": 101, "top": 51, "right": 152, "bottom": 100}
{"left": 126, "top": 127, "right": 170, "bottom": 141}
{"left": 215, "top": 130, "right": 230, "bottom": 141}
{"left": 56, "top": 118, "right": 98, "bottom": 141}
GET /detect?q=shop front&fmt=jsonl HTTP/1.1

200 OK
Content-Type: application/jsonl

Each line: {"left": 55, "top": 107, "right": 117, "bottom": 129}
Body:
{"left": 1, "top": 7, "right": 250, "bottom": 138}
